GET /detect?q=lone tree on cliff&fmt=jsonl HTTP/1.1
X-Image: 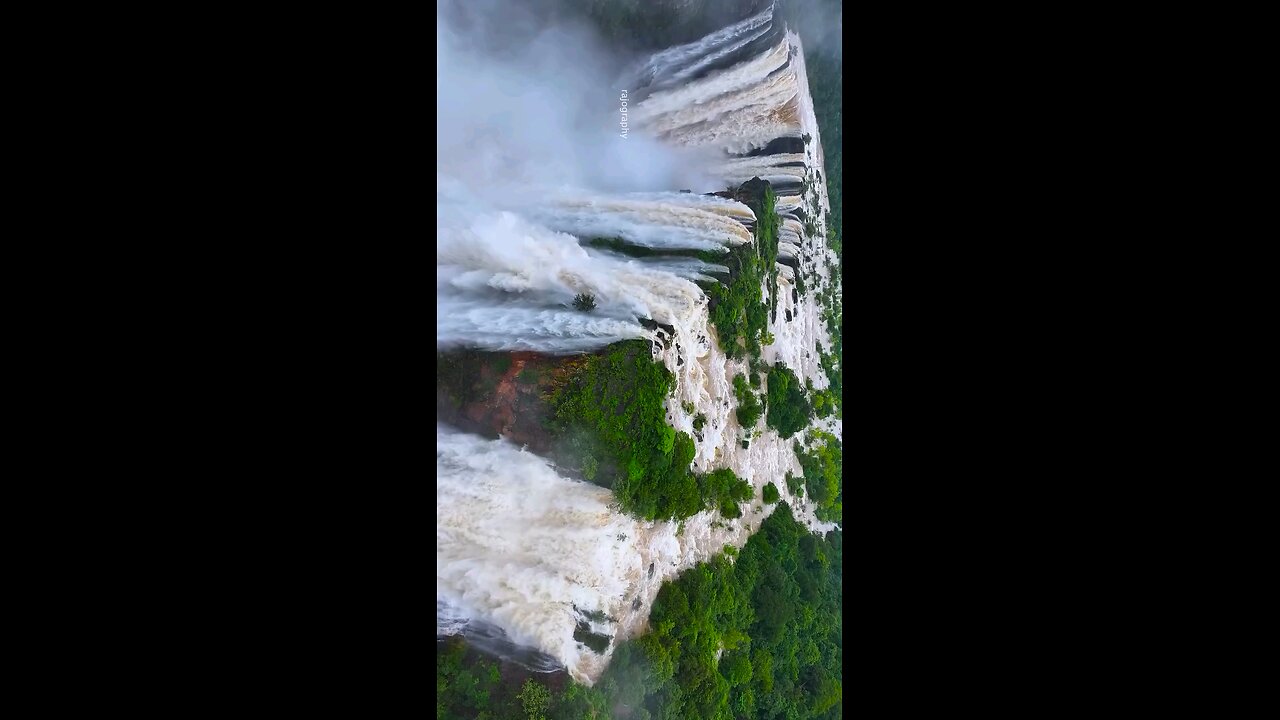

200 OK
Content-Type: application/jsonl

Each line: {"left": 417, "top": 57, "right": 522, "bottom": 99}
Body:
{"left": 573, "top": 293, "right": 597, "bottom": 312}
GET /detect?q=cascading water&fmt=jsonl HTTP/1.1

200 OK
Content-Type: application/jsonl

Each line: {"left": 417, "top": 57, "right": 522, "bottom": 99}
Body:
{"left": 437, "top": 205, "right": 714, "bottom": 352}
{"left": 437, "top": 424, "right": 675, "bottom": 683}
{"left": 437, "top": 0, "right": 840, "bottom": 685}
{"left": 621, "top": 5, "right": 775, "bottom": 93}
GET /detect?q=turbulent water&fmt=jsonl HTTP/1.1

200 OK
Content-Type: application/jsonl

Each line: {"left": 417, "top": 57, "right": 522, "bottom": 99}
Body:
{"left": 437, "top": 2, "right": 840, "bottom": 685}
{"left": 437, "top": 424, "right": 672, "bottom": 683}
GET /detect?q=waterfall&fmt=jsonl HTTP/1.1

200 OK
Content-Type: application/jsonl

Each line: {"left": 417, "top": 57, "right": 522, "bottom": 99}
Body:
{"left": 622, "top": 4, "right": 775, "bottom": 92}
{"left": 437, "top": 207, "right": 712, "bottom": 352}
{"left": 436, "top": 1, "right": 841, "bottom": 684}
{"left": 437, "top": 424, "right": 676, "bottom": 684}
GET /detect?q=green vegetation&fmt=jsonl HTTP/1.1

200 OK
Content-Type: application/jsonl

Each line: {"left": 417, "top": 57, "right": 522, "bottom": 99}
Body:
{"left": 693, "top": 413, "right": 706, "bottom": 432}
{"left": 548, "top": 339, "right": 698, "bottom": 519}
{"left": 817, "top": 347, "right": 841, "bottom": 418}
{"left": 437, "top": 636, "right": 611, "bottom": 720}
{"left": 519, "top": 679, "right": 552, "bottom": 720}
{"left": 437, "top": 8, "right": 844, "bottom": 716}
{"left": 549, "top": 339, "right": 759, "bottom": 522}
{"left": 706, "top": 186, "right": 779, "bottom": 361}
{"left": 810, "top": 387, "right": 837, "bottom": 418}
{"left": 732, "top": 373, "right": 764, "bottom": 429}
{"left": 704, "top": 467, "right": 752, "bottom": 519}
{"left": 808, "top": 51, "right": 841, "bottom": 259}
{"left": 780, "top": 0, "right": 843, "bottom": 260}
{"left": 805, "top": 377, "right": 838, "bottom": 419}
{"left": 574, "top": 622, "right": 613, "bottom": 654}
{"left": 595, "top": 502, "right": 843, "bottom": 719}
{"left": 784, "top": 471, "right": 805, "bottom": 498}
{"left": 573, "top": 293, "right": 597, "bottom": 312}
{"left": 437, "top": 349, "right": 523, "bottom": 414}
{"left": 492, "top": 354, "right": 512, "bottom": 376}
{"left": 762, "top": 481, "right": 779, "bottom": 504}
{"left": 765, "top": 364, "right": 812, "bottom": 438}
{"left": 795, "top": 430, "right": 842, "bottom": 523}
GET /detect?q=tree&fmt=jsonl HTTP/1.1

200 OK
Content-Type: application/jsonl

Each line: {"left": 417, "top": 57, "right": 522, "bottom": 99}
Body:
{"left": 723, "top": 652, "right": 753, "bottom": 687}
{"left": 762, "top": 482, "right": 779, "bottom": 504}
{"left": 518, "top": 679, "right": 551, "bottom": 720}
{"left": 765, "top": 364, "right": 812, "bottom": 438}
{"left": 573, "top": 293, "right": 597, "bottom": 312}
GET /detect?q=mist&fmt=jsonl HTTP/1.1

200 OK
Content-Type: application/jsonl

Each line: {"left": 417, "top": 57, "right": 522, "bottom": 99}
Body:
{"left": 436, "top": 0, "right": 740, "bottom": 353}
{"left": 784, "top": 0, "right": 843, "bottom": 60}
{"left": 436, "top": 0, "right": 718, "bottom": 200}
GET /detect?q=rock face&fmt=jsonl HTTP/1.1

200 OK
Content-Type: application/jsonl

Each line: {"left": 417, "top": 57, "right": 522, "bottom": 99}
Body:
{"left": 638, "top": 317, "right": 677, "bottom": 337}
{"left": 744, "top": 136, "right": 806, "bottom": 157}
{"left": 731, "top": 176, "right": 772, "bottom": 209}
{"left": 436, "top": 352, "right": 578, "bottom": 474}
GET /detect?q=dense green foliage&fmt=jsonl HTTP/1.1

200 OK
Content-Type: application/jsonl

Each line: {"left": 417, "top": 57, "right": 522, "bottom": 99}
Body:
{"left": 706, "top": 187, "right": 779, "bottom": 361}
{"left": 703, "top": 467, "right": 752, "bottom": 519}
{"left": 765, "top": 364, "right": 812, "bottom": 438}
{"left": 795, "top": 430, "right": 842, "bottom": 523}
{"left": 519, "top": 679, "right": 552, "bottom": 720}
{"left": 574, "top": 293, "right": 598, "bottom": 312}
{"left": 732, "top": 373, "right": 764, "bottom": 429}
{"left": 805, "top": 377, "right": 838, "bottom": 419}
{"left": 548, "top": 340, "right": 701, "bottom": 520}
{"left": 785, "top": 471, "right": 805, "bottom": 498}
{"left": 762, "top": 481, "right": 779, "bottom": 504}
{"left": 437, "top": 637, "right": 611, "bottom": 720}
{"left": 549, "top": 340, "right": 757, "bottom": 521}
{"left": 596, "top": 503, "right": 843, "bottom": 719}
{"left": 817, "top": 345, "right": 841, "bottom": 419}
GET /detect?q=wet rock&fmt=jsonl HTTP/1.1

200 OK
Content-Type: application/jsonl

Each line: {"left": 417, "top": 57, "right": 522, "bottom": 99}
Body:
{"left": 638, "top": 317, "right": 676, "bottom": 336}
{"left": 743, "top": 136, "right": 805, "bottom": 157}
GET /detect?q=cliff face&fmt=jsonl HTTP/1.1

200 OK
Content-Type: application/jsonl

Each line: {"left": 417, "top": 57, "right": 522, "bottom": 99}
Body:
{"left": 710, "top": 175, "right": 772, "bottom": 208}
{"left": 436, "top": 350, "right": 618, "bottom": 484}
{"left": 437, "top": 351, "right": 567, "bottom": 456}
{"left": 733, "top": 176, "right": 772, "bottom": 210}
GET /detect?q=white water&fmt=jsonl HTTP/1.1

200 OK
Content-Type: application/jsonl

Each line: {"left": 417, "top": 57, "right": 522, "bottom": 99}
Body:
{"left": 437, "top": 12, "right": 842, "bottom": 685}
{"left": 534, "top": 194, "right": 754, "bottom": 251}
{"left": 437, "top": 424, "right": 672, "bottom": 684}
{"left": 437, "top": 206, "right": 722, "bottom": 352}
{"left": 622, "top": 4, "right": 774, "bottom": 91}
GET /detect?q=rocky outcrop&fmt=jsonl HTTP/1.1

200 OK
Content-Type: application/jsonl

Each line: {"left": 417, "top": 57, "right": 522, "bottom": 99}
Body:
{"left": 742, "top": 135, "right": 806, "bottom": 157}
